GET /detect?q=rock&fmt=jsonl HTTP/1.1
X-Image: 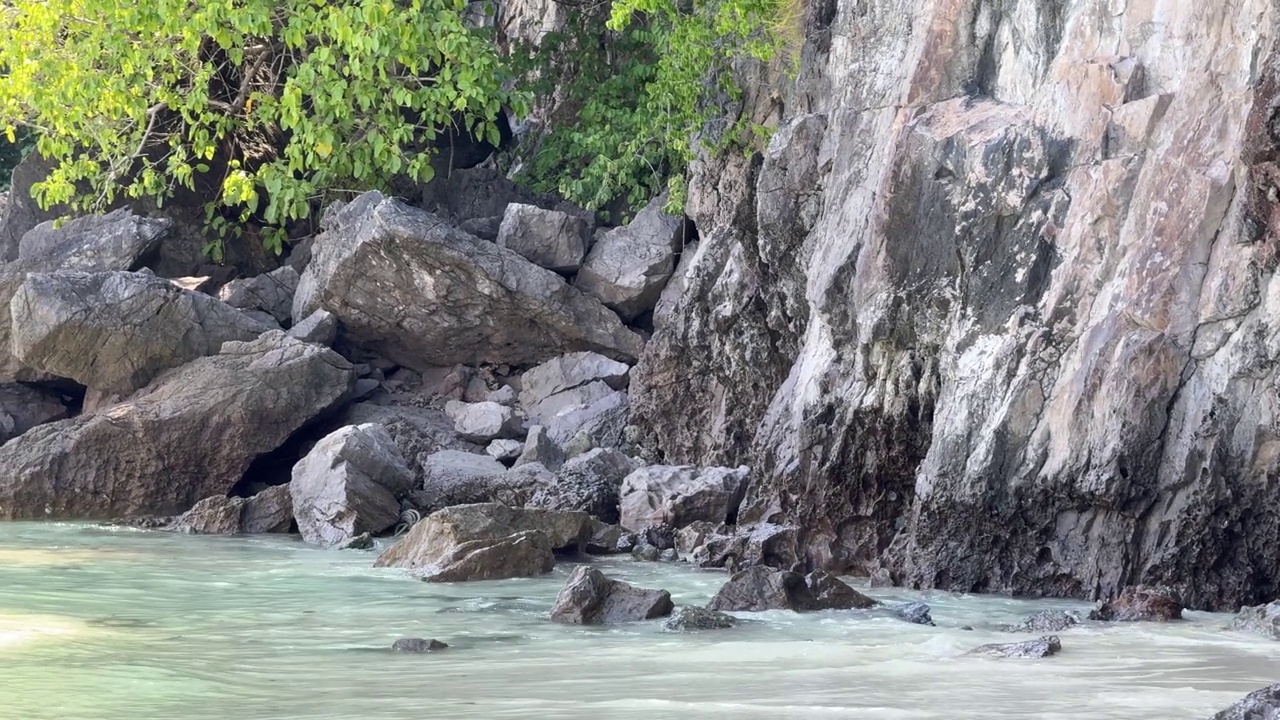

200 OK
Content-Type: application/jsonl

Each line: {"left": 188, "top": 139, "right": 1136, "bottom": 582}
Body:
{"left": 515, "top": 424, "right": 565, "bottom": 471}
{"left": 290, "top": 423, "right": 415, "bottom": 548}
{"left": 518, "top": 351, "right": 630, "bottom": 415}
{"left": 10, "top": 271, "right": 272, "bottom": 397}
{"left": 391, "top": 638, "right": 448, "bottom": 653}
{"left": 167, "top": 276, "right": 216, "bottom": 293}
{"left": 546, "top": 390, "right": 629, "bottom": 448}
{"left": 287, "top": 309, "right": 339, "bottom": 345}
{"left": 444, "top": 400, "right": 525, "bottom": 443}
{"left": 1088, "top": 586, "right": 1183, "bottom": 622}
{"left": 415, "top": 450, "right": 530, "bottom": 510}
{"left": 575, "top": 197, "right": 682, "bottom": 321}
{"left": 486, "top": 439, "right": 524, "bottom": 462}
{"left": 217, "top": 266, "right": 300, "bottom": 324}
{"left": 293, "top": 191, "right": 644, "bottom": 368}
{"left": 640, "top": 524, "right": 677, "bottom": 550}
{"left": 689, "top": 523, "right": 800, "bottom": 571}
{"left": 17, "top": 208, "right": 167, "bottom": 272}
{"left": 0, "top": 154, "right": 66, "bottom": 262}
{"left": 0, "top": 331, "right": 352, "bottom": 519}
{"left": 171, "top": 495, "right": 247, "bottom": 534}
{"left": 563, "top": 430, "right": 596, "bottom": 459}
{"left": 1012, "top": 610, "right": 1079, "bottom": 633}
{"left": 333, "top": 401, "right": 472, "bottom": 487}
{"left": 585, "top": 520, "right": 627, "bottom": 554}
{"left": 526, "top": 448, "right": 633, "bottom": 523}
{"left": 374, "top": 503, "right": 591, "bottom": 581}
{"left": 487, "top": 385, "right": 517, "bottom": 406}
{"left": 674, "top": 521, "right": 720, "bottom": 557}
{"left": 619, "top": 465, "right": 750, "bottom": 532}
{"left": 338, "top": 532, "right": 375, "bottom": 550}
{"left": 892, "top": 602, "right": 935, "bottom": 626}
{"left": 631, "top": 544, "right": 660, "bottom": 561}
{"left": 806, "top": 571, "right": 877, "bottom": 610}
{"left": 0, "top": 383, "right": 68, "bottom": 445}
{"left": 496, "top": 203, "right": 589, "bottom": 274}
{"left": 1234, "top": 601, "right": 1280, "bottom": 640}
{"left": 706, "top": 566, "right": 816, "bottom": 612}
{"left": 525, "top": 380, "right": 617, "bottom": 426}
{"left": 549, "top": 565, "right": 674, "bottom": 624}
{"left": 869, "top": 568, "right": 894, "bottom": 588}
{"left": 968, "top": 636, "right": 1062, "bottom": 659}
{"left": 659, "top": 548, "right": 679, "bottom": 562}
{"left": 663, "top": 606, "right": 738, "bottom": 632}
{"left": 241, "top": 485, "right": 294, "bottom": 534}
{"left": 1212, "top": 685, "right": 1280, "bottom": 720}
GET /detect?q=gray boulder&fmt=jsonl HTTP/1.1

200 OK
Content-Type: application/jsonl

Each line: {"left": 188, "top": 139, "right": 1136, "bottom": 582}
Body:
{"left": 968, "top": 636, "right": 1062, "bottom": 659}
{"left": 293, "top": 191, "right": 644, "bottom": 368}
{"left": 806, "top": 571, "right": 877, "bottom": 610}
{"left": 217, "top": 266, "right": 300, "bottom": 324}
{"left": 525, "top": 380, "right": 617, "bottom": 426}
{"left": 527, "top": 448, "right": 634, "bottom": 524}
{"left": 17, "top": 208, "right": 167, "bottom": 272}
{"left": 391, "top": 638, "right": 448, "bottom": 653}
{"left": 1213, "top": 685, "right": 1280, "bottom": 720}
{"left": 519, "top": 351, "right": 630, "bottom": 418}
{"left": 241, "top": 485, "right": 294, "bottom": 533}
{"left": 706, "top": 566, "right": 817, "bottom": 612}
{"left": 689, "top": 524, "right": 803, "bottom": 571}
{"left": 415, "top": 450, "right": 529, "bottom": 510}
{"left": 486, "top": 439, "right": 524, "bottom": 462}
{"left": 171, "top": 495, "right": 248, "bottom": 535}
{"left": 892, "top": 602, "right": 935, "bottom": 626}
{"left": 290, "top": 423, "right": 415, "bottom": 548}
{"left": 496, "top": 203, "right": 589, "bottom": 274}
{"left": 332, "top": 401, "right": 473, "bottom": 486}
{"left": 0, "top": 383, "right": 68, "bottom": 445}
{"left": 1234, "top": 601, "right": 1280, "bottom": 640}
{"left": 0, "top": 331, "right": 352, "bottom": 519}
{"left": 515, "top": 424, "right": 565, "bottom": 471}
{"left": 664, "top": 606, "right": 738, "bottom": 632}
{"left": 575, "top": 196, "right": 682, "bottom": 321}
{"left": 444, "top": 400, "right": 525, "bottom": 443}
{"left": 1012, "top": 609, "right": 1079, "bottom": 633}
{"left": 549, "top": 565, "right": 674, "bottom": 624}
{"left": 10, "top": 271, "right": 271, "bottom": 397}
{"left": 546, "top": 390, "right": 629, "bottom": 448}
{"left": 585, "top": 520, "right": 633, "bottom": 554}
{"left": 619, "top": 464, "right": 751, "bottom": 532}
{"left": 287, "top": 309, "right": 338, "bottom": 345}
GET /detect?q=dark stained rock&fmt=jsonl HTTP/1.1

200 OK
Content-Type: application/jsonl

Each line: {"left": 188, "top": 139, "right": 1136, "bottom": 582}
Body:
{"left": 968, "top": 636, "right": 1062, "bottom": 659}
{"left": 549, "top": 566, "right": 674, "bottom": 625}
{"left": 216, "top": 266, "right": 300, "bottom": 325}
{"left": 631, "top": 543, "right": 660, "bottom": 561}
{"left": 806, "top": 571, "right": 877, "bottom": 610}
{"left": 391, "top": 638, "right": 449, "bottom": 653}
{"left": 338, "top": 533, "right": 375, "bottom": 550}
{"left": 664, "top": 606, "right": 739, "bottom": 632}
{"left": 526, "top": 448, "right": 634, "bottom": 524}
{"left": 0, "top": 382, "right": 68, "bottom": 445}
{"left": 1012, "top": 609, "right": 1079, "bottom": 633}
{"left": 892, "top": 602, "right": 935, "bottom": 626}
{"left": 706, "top": 566, "right": 816, "bottom": 612}
{"left": 1233, "top": 601, "right": 1280, "bottom": 640}
{"left": 1211, "top": 684, "right": 1280, "bottom": 720}
{"left": 585, "top": 520, "right": 629, "bottom": 555}
{"left": 1088, "top": 585, "right": 1183, "bottom": 622}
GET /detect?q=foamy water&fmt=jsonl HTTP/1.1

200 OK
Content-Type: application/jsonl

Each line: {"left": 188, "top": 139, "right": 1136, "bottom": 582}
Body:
{"left": 0, "top": 523, "right": 1275, "bottom": 719}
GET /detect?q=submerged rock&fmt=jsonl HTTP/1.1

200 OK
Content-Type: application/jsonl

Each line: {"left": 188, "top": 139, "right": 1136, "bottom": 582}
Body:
{"left": 1088, "top": 586, "right": 1182, "bottom": 622}
{"left": 1211, "top": 684, "right": 1280, "bottom": 720}
{"left": 549, "top": 566, "right": 674, "bottom": 625}
{"left": 338, "top": 533, "right": 375, "bottom": 550}
{"left": 706, "top": 566, "right": 816, "bottom": 612}
{"left": 1233, "top": 601, "right": 1280, "bottom": 640}
{"left": 391, "top": 638, "right": 448, "bottom": 653}
{"left": 1012, "top": 609, "right": 1079, "bottom": 633}
{"left": 664, "top": 606, "right": 738, "bottom": 632}
{"left": 892, "top": 602, "right": 935, "bottom": 626}
{"left": 968, "top": 636, "right": 1062, "bottom": 659}
{"left": 618, "top": 464, "right": 750, "bottom": 532}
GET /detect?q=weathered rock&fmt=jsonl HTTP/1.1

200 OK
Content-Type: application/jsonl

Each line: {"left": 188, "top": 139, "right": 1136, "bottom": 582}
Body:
{"left": 241, "top": 485, "right": 294, "bottom": 534}
{"left": 515, "top": 424, "right": 565, "bottom": 471}
{"left": 415, "top": 450, "right": 529, "bottom": 510}
{"left": 631, "top": 543, "right": 661, "bottom": 561}
{"left": 706, "top": 566, "right": 816, "bottom": 612}
{"left": 486, "top": 439, "right": 524, "bottom": 462}
{"left": 217, "top": 266, "right": 300, "bottom": 325}
{"left": 519, "top": 351, "right": 630, "bottom": 422}
{"left": 549, "top": 565, "right": 674, "bottom": 624}
{"left": 391, "top": 638, "right": 448, "bottom": 653}
{"left": 664, "top": 606, "right": 738, "bottom": 632}
{"left": 11, "top": 271, "right": 271, "bottom": 397}
{"left": 525, "top": 380, "right": 617, "bottom": 426}
{"left": 0, "top": 154, "right": 66, "bottom": 262}
{"left": 1011, "top": 610, "right": 1079, "bottom": 634}
{"left": 806, "top": 571, "right": 876, "bottom": 610}
{"left": 869, "top": 568, "right": 894, "bottom": 588}
{"left": 375, "top": 503, "right": 590, "bottom": 581}
{"left": 444, "top": 400, "right": 525, "bottom": 443}
{"left": 17, "top": 208, "right": 167, "bottom": 272}
{"left": 333, "top": 401, "right": 472, "bottom": 487}
{"left": 293, "top": 191, "right": 644, "bottom": 368}
{"left": 1234, "top": 601, "right": 1280, "bottom": 640}
{"left": 674, "top": 521, "right": 720, "bottom": 557}
{"left": 0, "top": 383, "right": 68, "bottom": 445}
{"left": 496, "top": 203, "right": 589, "bottom": 274}
{"left": 526, "top": 448, "right": 633, "bottom": 523}
{"left": 545, "top": 390, "right": 630, "bottom": 450}
{"left": 619, "top": 465, "right": 750, "bottom": 532}
{"left": 487, "top": 385, "right": 518, "bottom": 406}
{"left": 0, "top": 331, "right": 352, "bottom": 519}
{"left": 968, "top": 636, "right": 1062, "bottom": 659}
{"left": 892, "top": 602, "right": 935, "bottom": 626}
{"left": 338, "top": 532, "right": 374, "bottom": 550}
{"left": 575, "top": 197, "right": 682, "bottom": 321}
{"left": 287, "top": 309, "right": 339, "bottom": 345}
{"left": 585, "top": 520, "right": 628, "bottom": 554}
{"left": 1089, "top": 586, "right": 1183, "bottom": 622}
{"left": 170, "top": 495, "right": 248, "bottom": 535}
{"left": 689, "top": 523, "right": 801, "bottom": 571}
{"left": 1212, "top": 685, "right": 1280, "bottom": 720}
{"left": 290, "top": 423, "right": 414, "bottom": 547}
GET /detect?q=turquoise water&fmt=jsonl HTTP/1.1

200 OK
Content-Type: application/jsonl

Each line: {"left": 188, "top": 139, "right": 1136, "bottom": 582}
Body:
{"left": 0, "top": 522, "right": 1277, "bottom": 719}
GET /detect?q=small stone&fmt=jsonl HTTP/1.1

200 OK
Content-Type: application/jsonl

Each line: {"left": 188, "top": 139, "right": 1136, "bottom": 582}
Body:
{"left": 664, "top": 606, "right": 738, "bottom": 632}
{"left": 444, "top": 400, "right": 525, "bottom": 443}
{"left": 391, "top": 638, "right": 448, "bottom": 653}
{"left": 487, "top": 385, "right": 518, "bottom": 406}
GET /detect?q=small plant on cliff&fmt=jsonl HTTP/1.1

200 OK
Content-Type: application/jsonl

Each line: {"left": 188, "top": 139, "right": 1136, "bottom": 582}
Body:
{"left": 0, "top": 0, "right": 523, "bottom": 255}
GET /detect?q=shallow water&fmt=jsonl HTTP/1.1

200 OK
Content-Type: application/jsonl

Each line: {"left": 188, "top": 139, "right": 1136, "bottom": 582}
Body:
{"left": 0, "top": 523, "right": 1276, "bottom": 719}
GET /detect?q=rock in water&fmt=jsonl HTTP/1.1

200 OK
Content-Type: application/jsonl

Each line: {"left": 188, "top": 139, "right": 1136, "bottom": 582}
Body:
{"left": 292, "top": 191, "right": 644, "bottom": 368}
{"left": 1233, "top": 601, "right": 1280, "bottom": 640}
{"left": 618, "top": 465, "right": 750, "bottom": 532}
{"left": 892, "top": 602, "right": 935, "bottom": 626}
{"left": 1012, "top": 610, "right": 1079, "bottom": 633}
{"left": 663, "top": 606, "right": 738, "bottom": 632}
{"left": 373, "top": 503, "right": 591, "bottom": 582}
{"left": 706, "top": 566, "right": 817, "bottom": 612}
{"left": 968, "top": 636, "right": 1062, "bottom": 659}
{"left": 0, "top": 331, "right": 352, "bottom": 519}
{"left": 806, "top": 571, "right": 877, "bottom": 610}
{"left": 0, "top": 383, "right": 67, "bottom": 445}
{"left": 241, "top": 485, "right": 293, "bottom": 534}
{"left": 1088, "top": 586, "right": 1183, "bottom": 622}
{"left": 290, "top": 423, "right": 415, "bottom": 548}
{"left": 170, "top": 495, "right": 248, "bottom": 534}
{"left": 549, "top": 566, "right": 674, "bottom": 625}
{"left": 1213, "top": 685, "right": 1280, "bottom": 720}
{"left": 391, "top": 638, "right": 448, "bottom": 653}
{"left": 496, "top": 203, "right": 589, "bottom": 274}
{"left": 575, "top": 197, "right": 682, "bottom": 321}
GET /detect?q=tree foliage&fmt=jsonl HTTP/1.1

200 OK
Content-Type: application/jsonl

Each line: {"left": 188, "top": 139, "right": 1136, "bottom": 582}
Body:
{"left": 0, "top": 0, "right": 522, "bottom": 254}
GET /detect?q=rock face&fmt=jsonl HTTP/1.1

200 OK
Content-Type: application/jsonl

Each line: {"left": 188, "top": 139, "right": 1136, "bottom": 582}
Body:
{"left": 968, "top": 636, "right": 1062, "bottom": 659}
{"left": 373, "top": 503, "right": 591, "bottom": 581}
{"left": 626, "top": 0, "right": 1280, "bottom": 610}
{"left": 1088, "top": 586, "right": 1183, "bottom": 622}
{"left": 549, "top": 566, "right": 674, "bottom": 624}
{"left": 1213, "top": 685, "right": 1280, "bottom": 720}
{"left": 0, "top": 383, "right": 67, "bottom": 444}
{"left": 290, "top": 423, "right": 415, "bottom": 547}
{"left": 1234, "top": 601, "right": 1280, "bottom": 640}
{"left": 496, "top": 203, "right": 589, "bottom": 274}
{"left": 706, "top": 566, "right": 816, "bottom": 612}
{"left": 217, "top": 266, "right": 300, "bottom": 324}
{"left": 293, "top": 191, "right": 644, "bottom": 368}
{"left": 619, "top": 465, "right": 750, "bottom": 532}
{"left": 575, "top": 197, "right": 682, "bottom": 320}
{"left": 0, "top": 331, "right": 352, "bottom": 519}
{"left": 10, "top": 271, "right": 270, "bottom": 397}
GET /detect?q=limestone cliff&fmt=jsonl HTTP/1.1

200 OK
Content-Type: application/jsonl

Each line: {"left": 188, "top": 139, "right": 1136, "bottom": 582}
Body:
{"left": 630, "top": 0, "right": 1280, "bottom": 610}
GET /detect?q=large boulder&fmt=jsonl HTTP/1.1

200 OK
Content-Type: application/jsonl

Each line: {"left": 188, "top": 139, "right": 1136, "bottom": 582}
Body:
{"left": 706, "top": 566, "right": 817, "bottom": 612}
{"left": 10, "top": 271, "right": 271, "bottom": 397}
{"left": 496, "top": 203, "right": 589, "bottom": 274}
{"left": 806, "top": 571, "right": 877, "bottom": 610}
{"left": 293, "top": 191, "right": 644, "bottom": 368}
{"left": 549, "top": 566, "right": 674, "bottom": 624}
{"left": 575, "top": 197, "right": 682, "bottom": 321}
{"left": 1234, "top": 601, "right": 1280, "bottom": 640}
{"left": 0, "top": 331, "right": 352, "bottom": 519}
{"left": 290, "top": 423, "right": 415, "bottom": 547}
{"left": 374, "top": 503, "right": 591, "bottom": 581}
{"left": 414, "top": 450, "right": 535, "bottom": 510}
{"left": 619, "top": 465, "right": 751, "bottom": 532}
{"left": 1213, "top": 685, "right": 1280, "bottom": 720}
{"left": 0, "top": 383, "right": 68, "bottom": 444}
{"left": 241, "top": 485, "right": 294, "bottom": 533}
{"left": 217, "top": 266, "right": 300, "bottom": 325}
{"left": 1088, "top": 585, "right": 1183, "bottom": 622}
{"left": 546, "top": 390, "right": 629, "bottom": 448}
{"left": 443, "top": 400, "right": 525, "bottom": 443}
{"left": 967, "top": 636, "right": 1062, "bottom": 659}
{"left": 689, "top": 523, "right": 801, "bottom": 570}
{"left": 518, "top": 351, "right": 630, "bottom": 421}
{"left": 170, "top": 495, "right": 248, "bottom": 535}
{"left": 527, "top": 448, "right": 634, "bottom": 523}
